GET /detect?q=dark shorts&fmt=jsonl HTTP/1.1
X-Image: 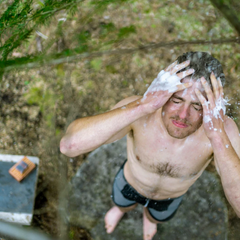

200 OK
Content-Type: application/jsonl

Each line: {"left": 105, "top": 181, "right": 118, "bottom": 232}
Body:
{"left": 112, "top": 160, "right": 184, "bottom": 222}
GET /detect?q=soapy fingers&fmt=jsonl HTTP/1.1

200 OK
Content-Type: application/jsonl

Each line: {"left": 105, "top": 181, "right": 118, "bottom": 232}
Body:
{"left": 165, "top": 61, "right": 178, "bottom": 71}
{"left": 165, "top": 60, "right": 195, "bottom": 79}
{"left": 195, "top": 88, "right": 210, "bottom": 113}
{"left": 200, "top": 77, "right": 215, "bottom": 108}
{"left": 164, "top": 60, "right": 190, "bottom": 73}
{"left": 195, "top": 72, "right": 226, "bottom": 138}
{"left": 170, "top": 60, "right": 191, "bottom": 75}
{"left": 177, "top": 69, "right": 195, "bottom": 80}
{"left": 176, "top": 82, "right": 193, "bottom": 92}
{"left": 142, "top": 60, "right": 194, "bottom": 113}
{"left": 210, "top": 72, "right": 224, "bottom": 101}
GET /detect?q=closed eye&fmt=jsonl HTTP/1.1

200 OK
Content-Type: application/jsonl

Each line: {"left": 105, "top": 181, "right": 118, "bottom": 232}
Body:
{"left": 193, "top": 105, "right": 202, "bottom": 111}
{"left": 171, "top": 98, "right": 182, "bottom": 104}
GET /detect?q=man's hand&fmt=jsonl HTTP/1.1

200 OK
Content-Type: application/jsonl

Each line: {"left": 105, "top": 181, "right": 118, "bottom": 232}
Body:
{"left": 141, "top": 60, "right": 195, "bottom": 113}
{"left": 195, "top": 72, "right": 226, "bottom": 140}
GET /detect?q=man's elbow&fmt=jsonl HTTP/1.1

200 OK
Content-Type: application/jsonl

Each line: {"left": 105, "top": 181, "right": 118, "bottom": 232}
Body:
{"left": 60, "top": 137, "right": 78, "bottom": 158}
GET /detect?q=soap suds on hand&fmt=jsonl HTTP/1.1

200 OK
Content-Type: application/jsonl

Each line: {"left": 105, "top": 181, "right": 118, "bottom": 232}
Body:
{"left": 143, "top": 70, "right": 182, "bottom": 99}
{"left": 203, "top": 96, "right": 231, "bottom": 128}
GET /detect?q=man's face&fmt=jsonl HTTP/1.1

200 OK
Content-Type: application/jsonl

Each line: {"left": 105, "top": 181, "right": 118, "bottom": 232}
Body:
{"left": 161, "top": 77, "right": 206, "bottom": 139}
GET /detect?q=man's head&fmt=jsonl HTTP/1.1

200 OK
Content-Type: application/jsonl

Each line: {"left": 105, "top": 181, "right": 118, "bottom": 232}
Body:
{"left": 161, "top": 51, "right": 225, "bottom": 139}
{"left": 176, "top": 51, "right": 226, "bottom": 87}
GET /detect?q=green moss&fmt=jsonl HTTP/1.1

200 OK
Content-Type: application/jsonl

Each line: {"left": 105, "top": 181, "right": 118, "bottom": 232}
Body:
{"left": 106, "top": 65, "right": 118, "bottom": 74}
{"left": 122, "top": 80, "right": 128, "bottom": 87}
{"left": 25, "top": 87, "right": 43, "bottom": 106}
{"left": 90, "top": 58, "right": 102, "bottom": 71}
{"left": 68, "top": 229, "right": 75, "bottom": 239}
{"left": 118, "top": 25, "right": 136, "bottom": 39}
{"left": 84, "top": 80, "right": 95, "bottom": 90}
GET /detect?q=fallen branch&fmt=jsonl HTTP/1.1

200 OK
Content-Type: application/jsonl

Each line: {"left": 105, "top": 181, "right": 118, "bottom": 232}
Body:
{"left": 3, "top": 37, "right": 240, "bottom": 71}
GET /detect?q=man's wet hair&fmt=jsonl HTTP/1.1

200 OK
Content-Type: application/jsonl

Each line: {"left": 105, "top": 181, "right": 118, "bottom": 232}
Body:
{"left": 176, "top": 51, "right": 226, "bottom": 87}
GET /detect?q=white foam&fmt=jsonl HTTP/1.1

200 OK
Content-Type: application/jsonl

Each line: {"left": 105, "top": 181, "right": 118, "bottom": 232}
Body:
{"left": 203, "top": 97, "right": 230, "bottom": 128}
{"left": 213, "top": 97, "right": 226, "bottom": 120}
{"left": 226, "top": 144, "right": 229, "bottom": 148}
{"left": 203, "top": 115, "right": 212, "bottom": 123}
{"left": 143, "top": 70, "right": 181, "bottom": 98}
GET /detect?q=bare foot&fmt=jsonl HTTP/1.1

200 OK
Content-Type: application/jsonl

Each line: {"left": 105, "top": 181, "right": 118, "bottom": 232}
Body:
{"left": 143, "top": 209, "right": 157, "bottom": 240}
{"left": 104, "top": 206, "right": 125, "bottom": 234}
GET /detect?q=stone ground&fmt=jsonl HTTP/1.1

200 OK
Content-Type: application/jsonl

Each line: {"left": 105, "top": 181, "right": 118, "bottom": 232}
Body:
{"left": 66, "top": 137, "right": 229, "bottom": 240}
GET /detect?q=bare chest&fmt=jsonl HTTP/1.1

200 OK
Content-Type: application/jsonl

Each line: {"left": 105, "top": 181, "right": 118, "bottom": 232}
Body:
{"left": 128, "top": 124, "right": 212, "bottom": 179}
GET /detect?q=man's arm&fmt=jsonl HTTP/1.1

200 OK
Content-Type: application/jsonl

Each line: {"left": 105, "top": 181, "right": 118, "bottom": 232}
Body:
{"left": 60, "top": 60, "right": 194, "bottom": 157}
{"left": 213, "top": 117, "right": 240, "bottom": 217}
{"left": 195, "top": 73, "right": 240, "bottom": 217}
{"left": 60, "top": 96, "right": 143, "bottom": 157}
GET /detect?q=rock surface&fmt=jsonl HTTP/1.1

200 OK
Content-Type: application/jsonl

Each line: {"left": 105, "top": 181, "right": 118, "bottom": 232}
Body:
{"left": 66, "top": 137, "right": 228, "bottom": 240}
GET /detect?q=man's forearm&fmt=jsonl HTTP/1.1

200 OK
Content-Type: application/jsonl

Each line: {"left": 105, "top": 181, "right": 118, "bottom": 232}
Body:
{"left": 60, "top": 99, "right": 148, "bottom": 157}
{"left": 211, "top": 133, "right": 240, "bottom": 217}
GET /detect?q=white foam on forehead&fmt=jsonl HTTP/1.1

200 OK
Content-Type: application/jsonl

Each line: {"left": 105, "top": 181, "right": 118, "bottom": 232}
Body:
{"left": 143, "top": 70, "right": 181, "bottom": 98}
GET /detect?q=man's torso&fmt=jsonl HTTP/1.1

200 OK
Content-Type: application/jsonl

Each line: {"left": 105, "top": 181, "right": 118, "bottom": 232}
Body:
{"left": 124, "top": 108, "right": 213, "bottom": 200}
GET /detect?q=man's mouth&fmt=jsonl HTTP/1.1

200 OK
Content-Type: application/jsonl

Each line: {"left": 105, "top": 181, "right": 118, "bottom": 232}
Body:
{"left": 172, "top": 120, "right": 188, "bottom": 128}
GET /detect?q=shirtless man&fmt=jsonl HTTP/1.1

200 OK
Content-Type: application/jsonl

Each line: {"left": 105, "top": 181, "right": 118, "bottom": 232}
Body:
{"left": 60, "top": 52, "right": 240, "bottom": 240}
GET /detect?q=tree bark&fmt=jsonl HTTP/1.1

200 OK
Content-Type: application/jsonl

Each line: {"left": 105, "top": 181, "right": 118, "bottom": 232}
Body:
{"left": 210, "top": 0, "right": 240, "bottom": 35}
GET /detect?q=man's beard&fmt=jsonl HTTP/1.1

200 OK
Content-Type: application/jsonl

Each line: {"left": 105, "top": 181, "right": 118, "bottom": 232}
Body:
{"left": 165, "top": 116, "right": 202, "bottom": 139}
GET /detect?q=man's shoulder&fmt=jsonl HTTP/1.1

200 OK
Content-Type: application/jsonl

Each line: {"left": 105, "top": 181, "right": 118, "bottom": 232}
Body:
{"left": 111, "top": 95, "right": 142, "bottom": 110}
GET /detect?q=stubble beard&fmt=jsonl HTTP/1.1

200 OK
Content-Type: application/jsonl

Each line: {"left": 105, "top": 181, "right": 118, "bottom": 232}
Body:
{"left": 165, "top": 116, "right": 202, "bottom": 139}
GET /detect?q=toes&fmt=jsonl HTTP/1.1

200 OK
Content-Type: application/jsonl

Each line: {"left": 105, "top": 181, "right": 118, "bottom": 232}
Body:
{"left": 106, "top": 225, "right": 114, "bottom": 234}
{"left": 105, "top": 222, "right": 113, "bottom": 234}
{"left": 144, "top": 234, "right": 152, "bottom": 240}
{"left": 144, "top": 231, "right": 157, "bottom": 240}
{"left": 105, "top": 224, "right": 111, "bottom": 230}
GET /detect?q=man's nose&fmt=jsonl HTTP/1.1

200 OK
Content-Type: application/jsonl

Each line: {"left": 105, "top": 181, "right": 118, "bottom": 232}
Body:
{"left": 178, "top": 105, "right": 189, "bottom": 119}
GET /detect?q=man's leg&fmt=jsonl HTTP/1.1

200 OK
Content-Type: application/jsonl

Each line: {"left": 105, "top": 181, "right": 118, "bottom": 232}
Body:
{"left": 106, "top": 160, "right": 138, "bottom": 233}
{"left": 142, "top": 196, "right": 184, "bottom": 240}
{"left": 143, "top": 207, "right": 159, "bottom": 240}
{"left": 105, "top": 203, "right": 138, "bottom": 233}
